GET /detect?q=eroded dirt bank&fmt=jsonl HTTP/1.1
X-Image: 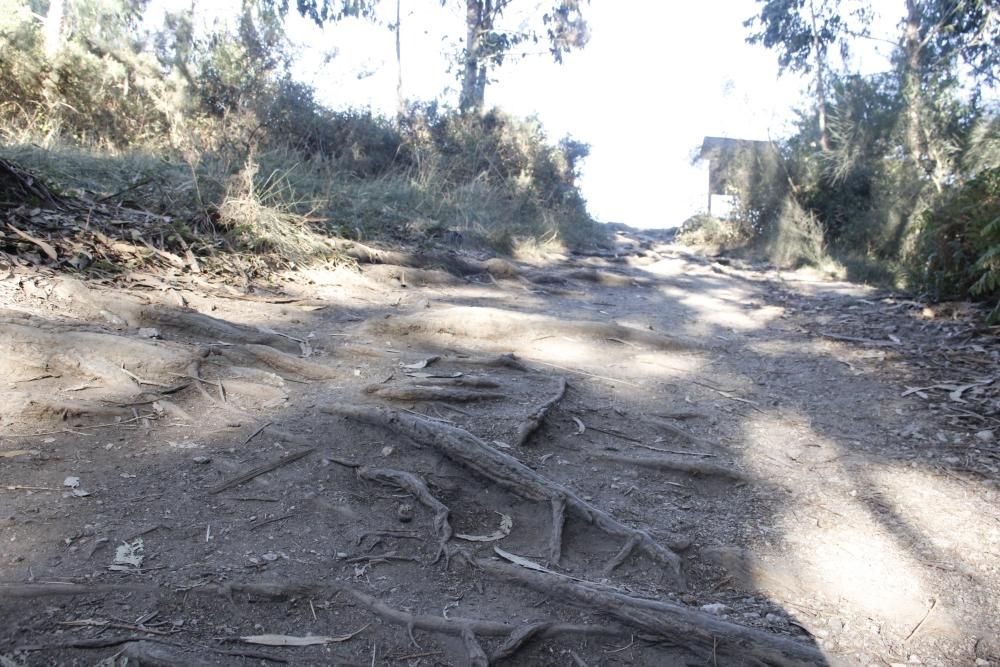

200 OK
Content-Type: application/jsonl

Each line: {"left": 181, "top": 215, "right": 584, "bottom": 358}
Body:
{"left": 1, "top": 229, "right": 998, "bottom": 666}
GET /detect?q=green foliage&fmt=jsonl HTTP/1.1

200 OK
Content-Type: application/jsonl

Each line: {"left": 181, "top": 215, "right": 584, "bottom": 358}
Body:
{"left": 0, "top": 0, "right": 602, "bottom": 257}
{"left": 921, "top": 167, "right": 1000, "bottom": 320}
{"left": 718, "top": 0, "right": 1000, "bottom": 320}
{"left": 0, "top": 0, "right": 183, "bottom": 146}
{"left": 676, "top": 214, "right": 746, "bottom": 248}
{"left": 745, "top": 0, "right": 850, "bottom": 74}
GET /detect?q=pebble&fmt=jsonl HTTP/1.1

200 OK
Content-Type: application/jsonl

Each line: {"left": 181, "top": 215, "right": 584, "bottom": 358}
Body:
{"left": 975, "top": 430, "right": 995, "bottom": 442}
{"left": 397, "top": 503, "right": 414, "bottom": 523}
{"left": 192, "top": 456, "right": 210, "bottom": 464}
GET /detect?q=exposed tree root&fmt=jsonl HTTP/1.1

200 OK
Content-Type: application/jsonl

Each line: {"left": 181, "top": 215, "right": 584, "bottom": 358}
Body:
{"left": 436, "top": 353, "right": 529, "bottom": 372}
{"left": 327, "top": 238, "right": 487, "bottom": 276}
{"left": 0, "top": 322, "right": 196, "bottom": 392}
{"left": 121, "top": 640, "right": 214, "bottom": 667}
{"left": 368, "top": 306, "right": 703, "bottom": 352}
{"left": 2, "top": 581, "right": 625, "bottom": 665}
{"left": 515, "top": 377, "right": 567, "bottom": 446}
{"left": 476, "top": 559, "right": 827, "bottom": 667}
{"left": 5, "top": 394, "right": 135, "bottom": 424}
{"left": 216, "top": 344, "right": 338, "bottom": 380}
{"left": 411, "top": 376, "right": 501, "bottom": 389}
{"left": 646, "top": 416, "right": 721, "bottom": 448}
{"left": 355, "top": 465, "right": 453, "bottom": 563}
{"left": 364, "top": 385, "right": 503, "bottom": 402}
{"left": 363, "top": 263, "right": 463, "bottom": 287}
{"left": 462, "top": 626, "right": 489, "bottom": 666}
{"left": 322, "top": 403, "right": 684, "bottom": 582}
{"left": 50, "top": 278, "right": 297, "bottom": 350}
{"left": 593, "top": 453, "right": 747, "bottom": 481}
{"left": 562, "top": 268, "right": 651, "bottom": 288}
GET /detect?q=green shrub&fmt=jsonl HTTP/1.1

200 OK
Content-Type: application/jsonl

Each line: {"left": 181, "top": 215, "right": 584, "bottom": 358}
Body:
{"left": 922, "top": 167, "right": 1000, "bottom": 319}
{"left": 676, "top": 214, "right": 746, "bottom": 247}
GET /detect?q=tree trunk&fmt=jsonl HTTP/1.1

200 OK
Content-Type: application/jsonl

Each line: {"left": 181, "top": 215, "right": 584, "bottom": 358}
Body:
{"left": 43, "top": 0, "right": 66, "bottom": 59}
{"left": 901, "top": 0, "right": 925, "bottom": 165}
{"left": 395, "top": 0, "right": 404, "bottom": 119}
{"left": 808, "top": 0, "right": 830, "bottom": 151}
{"left": 459, "top": 0, "right": 484, "bottom": 114}
{"left": 459, "top": 0, "right": 497, "bottom": 114}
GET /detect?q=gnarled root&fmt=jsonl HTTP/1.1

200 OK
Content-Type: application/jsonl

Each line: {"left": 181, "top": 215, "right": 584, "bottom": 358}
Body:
{"left": 322, "top": 403, "right": 684, "bottom": 583}
{"left": 593, "top": 453, "right": 746, "bottom": 481}
{"left": 356, "top": 466, "right": 453, "bottom": 563}
{"left": 216, "top": 344, "right": 338, "bottom": 381}
{"left": 477, "top": 559, "right": 827, "bottom": 667}
{"left": 3, "top": 580, "right": 626, "bottom": 665}
{"left": 364, "top": 385, "right": 503, "bottom": 402}
{"left": 515, "top": 377, "right": 567, "bottom": 446}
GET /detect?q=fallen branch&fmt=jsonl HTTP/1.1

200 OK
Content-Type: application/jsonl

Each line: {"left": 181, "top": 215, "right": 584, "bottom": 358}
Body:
{"left": 515, "top": 377, "right": 567, "bottom": 446}
{"left": 322, "top": 403, "right": 684, "bottom": 582}
{"left": 206, "top": 448, "right": 314, "bottom": 495}
{"left": 593, "top": 453, "right": 746, "bottom": 481}
{"left": 477, "top": 559, "right": 827, "bottom": 667}
{"left": 655, "top": 409, "right": 710, "bottom": 421}
{"left": 364, "top": 385, "right": 503, "bottom": 402}
{"left": 7, "top": 223, "right": 58, "bottom": 261}
{"left": 646, "top": 416, "right": 721, "bottom": 449}
{"left": 15, "top": 635, "right": 285, "bottom": 663}
{"left": 818, "top": 331, "right": 899, "bottom": 347}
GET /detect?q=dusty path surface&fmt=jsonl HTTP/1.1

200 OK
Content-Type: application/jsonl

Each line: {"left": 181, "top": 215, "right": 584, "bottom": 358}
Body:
{"left": 1, "top": 228, "right": 998, "bottom": 666}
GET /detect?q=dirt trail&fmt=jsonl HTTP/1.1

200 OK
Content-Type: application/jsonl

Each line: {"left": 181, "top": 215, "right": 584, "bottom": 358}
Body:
{"left": 1, "top": 228, "right": 998, "bottom": 666}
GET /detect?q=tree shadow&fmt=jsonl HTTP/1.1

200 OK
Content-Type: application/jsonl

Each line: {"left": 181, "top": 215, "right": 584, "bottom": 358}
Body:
{"left": 6, "top": 232, "right": 996, "bottom": 664}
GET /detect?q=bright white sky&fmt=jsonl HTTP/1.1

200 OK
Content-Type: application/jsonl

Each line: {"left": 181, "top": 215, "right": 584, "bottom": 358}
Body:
{"left": 285, "top": 0, "right": 815, "bottom": 228}
{"left": 159, "top": 0, "right": 902, "bottom": 228}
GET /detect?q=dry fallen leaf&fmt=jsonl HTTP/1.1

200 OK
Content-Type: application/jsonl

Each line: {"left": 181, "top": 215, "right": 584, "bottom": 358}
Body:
{"left": 0, "top": 449, "right": 39, "bottom": 458}
{"left": 241, "top": 626, "right": 369, "bottom": 646}
{"left": 401, "top": 356, "right": 440, "bottom": 370}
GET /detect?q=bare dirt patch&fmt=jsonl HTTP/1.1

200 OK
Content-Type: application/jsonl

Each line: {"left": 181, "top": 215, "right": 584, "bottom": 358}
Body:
{"left": 1, "top": 227, "right": 998, "bottom": 666}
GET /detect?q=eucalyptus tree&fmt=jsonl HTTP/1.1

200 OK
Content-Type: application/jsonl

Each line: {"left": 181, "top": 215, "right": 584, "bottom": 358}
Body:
{"left": 280, "top": 0, "right": 589, "bottom": 114}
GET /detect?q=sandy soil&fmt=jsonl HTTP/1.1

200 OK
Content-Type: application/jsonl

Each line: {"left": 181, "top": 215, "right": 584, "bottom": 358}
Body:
{"left": 1, "top": 228, "right": 998, "bottom": 666}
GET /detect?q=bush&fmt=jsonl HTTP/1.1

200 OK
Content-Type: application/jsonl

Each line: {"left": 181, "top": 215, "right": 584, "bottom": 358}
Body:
{"left": 0, "top": 2, "right": 604, "bottom": 255}
{"left": 676, "top": 214, "right": 746, "bottom": 247}
{"left": 921, "top": 166, "right": 1000, "bottom": 319}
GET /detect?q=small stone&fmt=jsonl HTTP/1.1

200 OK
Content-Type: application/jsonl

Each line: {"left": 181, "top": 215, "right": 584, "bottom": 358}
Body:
{"left": 261, "top": 552, "right": 279, "bottom": 562}
{"left": 192, "top": 456, "right": 210, "bottom": 464}
{"left": 397, "top": 503, "right": 414, "bottom": 523}
{"left": 700, "top": 603, "right": 727, "bottom": 615}
{"left": 137, "top": 327, "right": 161, "bottom": 339}
{"left": 975, "top": 659, "right": 990, "bottom": 666}
{"left": 975, "top": 430, "right": 995, "bottom": 442}
{"left": 765, "top": 613, "right": 786, "bottom": 625}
